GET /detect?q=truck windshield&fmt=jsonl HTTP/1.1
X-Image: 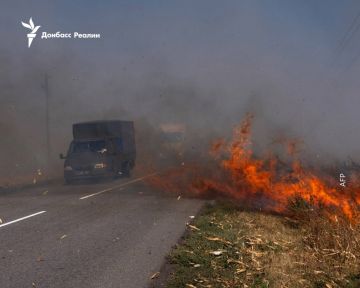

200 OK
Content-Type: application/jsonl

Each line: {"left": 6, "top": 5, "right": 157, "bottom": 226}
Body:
{"left": 71, "top": 140, "right": 107, "bottom": 154}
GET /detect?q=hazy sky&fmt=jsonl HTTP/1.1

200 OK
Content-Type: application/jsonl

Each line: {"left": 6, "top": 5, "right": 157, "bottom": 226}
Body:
{"left": 1, "top": 0, "right": 360, "bottom": 176}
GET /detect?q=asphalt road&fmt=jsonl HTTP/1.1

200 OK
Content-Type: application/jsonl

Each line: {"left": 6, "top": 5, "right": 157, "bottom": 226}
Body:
{"left": 0, "top": 172, "right": 204, "bottom": 288}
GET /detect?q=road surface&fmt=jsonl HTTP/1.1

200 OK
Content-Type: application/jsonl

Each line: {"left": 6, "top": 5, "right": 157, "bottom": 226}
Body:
{"left": 0, "top": 173, "right": 204, "bottom": 288}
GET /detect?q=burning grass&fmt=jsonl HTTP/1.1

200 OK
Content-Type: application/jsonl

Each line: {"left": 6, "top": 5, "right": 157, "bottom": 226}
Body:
{"left": 147, "top": 113, "right": 360, "bottom": 222}
{"left": 166, "top": 201, "right": 360, "bottom": 288}
{"left": 147, "top": 113, "right": 360, "bottom": 287}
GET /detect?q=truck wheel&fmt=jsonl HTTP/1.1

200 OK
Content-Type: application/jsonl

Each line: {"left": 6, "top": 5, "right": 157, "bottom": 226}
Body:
{"left": 113, "top": 165, "right": 121, "bottom": 179}
{"left": 122, "top": 162, "right": 131, "bottom": 178}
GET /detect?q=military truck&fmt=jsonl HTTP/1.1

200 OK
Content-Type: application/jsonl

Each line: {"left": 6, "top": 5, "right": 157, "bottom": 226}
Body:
{"left": 60, "top": 120, "right": 136, "bottom": 183}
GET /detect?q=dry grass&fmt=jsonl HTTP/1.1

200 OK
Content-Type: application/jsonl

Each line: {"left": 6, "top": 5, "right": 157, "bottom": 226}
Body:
{"left": 0, "top": 173, "right": 47, "bottom": 188}
{"left": 166, "top": 201, "right": 360, "bottom": 288}
{"left": 288, "top": 203, "right": 360, "bottom": 288}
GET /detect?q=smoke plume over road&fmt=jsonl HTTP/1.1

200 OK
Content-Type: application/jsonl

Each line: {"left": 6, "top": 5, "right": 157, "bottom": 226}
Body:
{"left": 1, "top": 1, "right": 360, "bottom": 185}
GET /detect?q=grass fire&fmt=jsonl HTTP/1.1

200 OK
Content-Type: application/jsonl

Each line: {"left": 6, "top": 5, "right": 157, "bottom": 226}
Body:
{"left": 148, "top": 114, "right": 360, "bottom": 287}
{"left": 148, "top": 113, "right": 360, "bottom": 222}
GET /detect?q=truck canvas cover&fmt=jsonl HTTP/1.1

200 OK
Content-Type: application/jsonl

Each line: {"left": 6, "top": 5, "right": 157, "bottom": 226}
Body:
{"left": 73, "top": 121, "right": 134, "bottom": 140}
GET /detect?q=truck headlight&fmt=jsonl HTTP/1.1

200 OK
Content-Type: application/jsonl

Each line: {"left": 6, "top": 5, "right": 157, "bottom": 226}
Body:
{"left": 64, "top": 166, "right": 73, "bottom": 171}
{"left": 94, "top": 163, "right": 107, "bottom": 169}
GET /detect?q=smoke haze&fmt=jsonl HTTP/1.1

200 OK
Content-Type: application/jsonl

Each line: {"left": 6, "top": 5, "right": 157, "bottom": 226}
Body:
{"left": 1, "top": 0, "right": 360, "bottom": 183}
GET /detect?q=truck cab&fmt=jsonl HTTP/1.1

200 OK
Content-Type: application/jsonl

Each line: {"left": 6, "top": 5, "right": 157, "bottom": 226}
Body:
{"left": 60, "top": 121, "right": 136, "bottom": 184}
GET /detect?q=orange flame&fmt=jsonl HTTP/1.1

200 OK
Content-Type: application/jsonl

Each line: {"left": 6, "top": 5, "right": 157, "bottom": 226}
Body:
{"left": 195, "top": 114, "right": 360, "bottom": 220}
{"left": 147, "top": 114, "right": 360, "bottom": 220}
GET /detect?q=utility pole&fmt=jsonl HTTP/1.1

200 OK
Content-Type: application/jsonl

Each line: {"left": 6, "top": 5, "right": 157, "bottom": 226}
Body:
{"left": 43, "top": 74, "right": 51, "bottom": 175}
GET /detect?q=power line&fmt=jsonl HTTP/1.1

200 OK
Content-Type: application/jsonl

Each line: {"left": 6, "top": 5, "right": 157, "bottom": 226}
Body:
{"left": 335, "top": 11, "right": 360, "bottom": 56}
{"left": 334, "top": 10, "right": 360, "bottom": 58}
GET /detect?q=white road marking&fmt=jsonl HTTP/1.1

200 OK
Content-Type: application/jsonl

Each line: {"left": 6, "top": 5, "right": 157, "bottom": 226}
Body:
{"left": 0, "top": 211, "right": 46, "bottom": 228}
{"left": 79, "top": 187, "right": 118, "bottom": 200}
{"left": 79, "top": 173, "right": 158, "bottom": 200}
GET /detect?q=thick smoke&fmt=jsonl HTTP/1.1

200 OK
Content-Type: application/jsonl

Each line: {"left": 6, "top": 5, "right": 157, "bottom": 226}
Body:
{"left": 1, "top": 1, "right": 360, "bottom": 184}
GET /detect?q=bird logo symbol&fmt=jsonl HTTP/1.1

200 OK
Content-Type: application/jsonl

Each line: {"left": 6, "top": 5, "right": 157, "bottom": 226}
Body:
{"left": 21, "top": 17, "right": 41, "bottom": 48}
